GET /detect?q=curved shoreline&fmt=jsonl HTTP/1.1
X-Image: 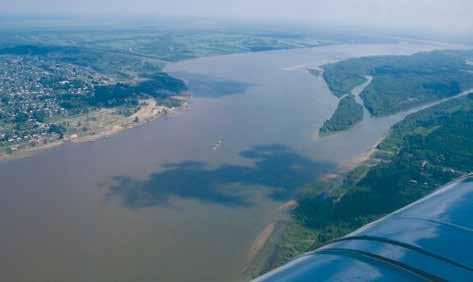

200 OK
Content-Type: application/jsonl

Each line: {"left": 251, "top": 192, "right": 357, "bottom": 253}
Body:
{"left": 0, "top": 96, "right": 190, "bottom": 162}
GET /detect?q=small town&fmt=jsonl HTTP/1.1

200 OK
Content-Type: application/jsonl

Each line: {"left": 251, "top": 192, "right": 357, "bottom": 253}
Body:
{"left": 0, "top": 55, "right": 112, "bottom": 152}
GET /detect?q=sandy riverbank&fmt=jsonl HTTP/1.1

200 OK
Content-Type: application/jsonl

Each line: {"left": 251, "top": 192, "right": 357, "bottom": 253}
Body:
{"left": 244, "top": 132, "right": 387, "bottom": 277}
{"left": 341, "top": 134, "right": 385, "bottom": 170}
{"left": 241, "top": 200, "right": 299, "bottom": 277}
{"left": 242, "top": 137, "right": 385, "bottom": 278}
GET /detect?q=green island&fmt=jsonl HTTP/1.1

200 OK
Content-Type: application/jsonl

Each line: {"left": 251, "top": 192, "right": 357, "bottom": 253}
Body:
{"left": 251, "top": 92, "right": 473, "bottom": 276}
{"left": 319, "top": 94, "right": 363, "bottom": 136}
{"left": 322, "top": 51, "right": 473, "bottom": 116}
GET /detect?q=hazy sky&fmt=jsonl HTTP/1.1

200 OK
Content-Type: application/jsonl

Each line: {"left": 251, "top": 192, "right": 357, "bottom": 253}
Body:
{"left": 2, "top": 0, "right": 473, "bottom": 35}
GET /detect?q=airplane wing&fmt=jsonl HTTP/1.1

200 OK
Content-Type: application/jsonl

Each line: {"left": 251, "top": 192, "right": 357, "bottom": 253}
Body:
{"left": 253, "top": 176, "right": 473, "bottom": 282}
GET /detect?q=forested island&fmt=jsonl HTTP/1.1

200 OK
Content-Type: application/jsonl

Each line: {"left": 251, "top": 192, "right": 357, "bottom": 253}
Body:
{"left": 254, "top": 91, "right": 473, "bottom": 275}
{"left": 323, "top": 51, "right": 473, "bottom": 116}
{"left": 319, "top": 94, "right": 363, "bottom": 136}
{"left": 316, "top": 50, "right": 473, "bottom": 137}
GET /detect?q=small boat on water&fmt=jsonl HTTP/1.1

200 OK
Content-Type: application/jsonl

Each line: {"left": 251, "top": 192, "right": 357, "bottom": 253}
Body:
{"left": 212, "top": 139, "right": 223, "bottom": 150}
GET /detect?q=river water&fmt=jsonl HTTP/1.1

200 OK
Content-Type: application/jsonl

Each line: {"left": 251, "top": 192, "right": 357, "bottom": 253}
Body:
{"left": 0, "top": 42, "right": 452, "bottom": 282}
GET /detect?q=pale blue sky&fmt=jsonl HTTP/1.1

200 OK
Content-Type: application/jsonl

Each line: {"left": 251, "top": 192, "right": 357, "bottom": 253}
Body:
{"left": 2, "top": 0, "right": 472, "bottom": 35}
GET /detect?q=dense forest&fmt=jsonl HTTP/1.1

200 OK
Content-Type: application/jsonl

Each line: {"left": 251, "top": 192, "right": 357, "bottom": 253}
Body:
{"left": 322, "top": 51, "right": 473, "bottom": 116}
{"left": 263, "top": 92, "right": 473, "bottom": 273}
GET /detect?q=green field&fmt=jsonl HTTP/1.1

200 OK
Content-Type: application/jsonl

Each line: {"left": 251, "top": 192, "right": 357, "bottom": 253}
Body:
{"left": 0, "top": 26, "right": 329, "bottom": 62}
{"left": 0, "top": 19, "right": 400, "bottom": 62}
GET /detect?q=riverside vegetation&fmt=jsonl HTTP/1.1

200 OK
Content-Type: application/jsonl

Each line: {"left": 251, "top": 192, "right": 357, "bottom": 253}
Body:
{"left": 318, "top": 50, "right": 473, "bottom": 135}
{"left": 255, "top": 92, "right": 473, "bottom": 275}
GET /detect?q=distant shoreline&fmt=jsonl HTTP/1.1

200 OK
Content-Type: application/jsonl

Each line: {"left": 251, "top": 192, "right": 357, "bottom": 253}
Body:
{"left": 0, "top": 95, "right": 190, "bottom": 162}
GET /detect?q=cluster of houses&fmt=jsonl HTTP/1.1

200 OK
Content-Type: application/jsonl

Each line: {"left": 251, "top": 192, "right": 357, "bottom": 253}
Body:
{"left": 0, "top": 55, "right": 109, "bottom": 151}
